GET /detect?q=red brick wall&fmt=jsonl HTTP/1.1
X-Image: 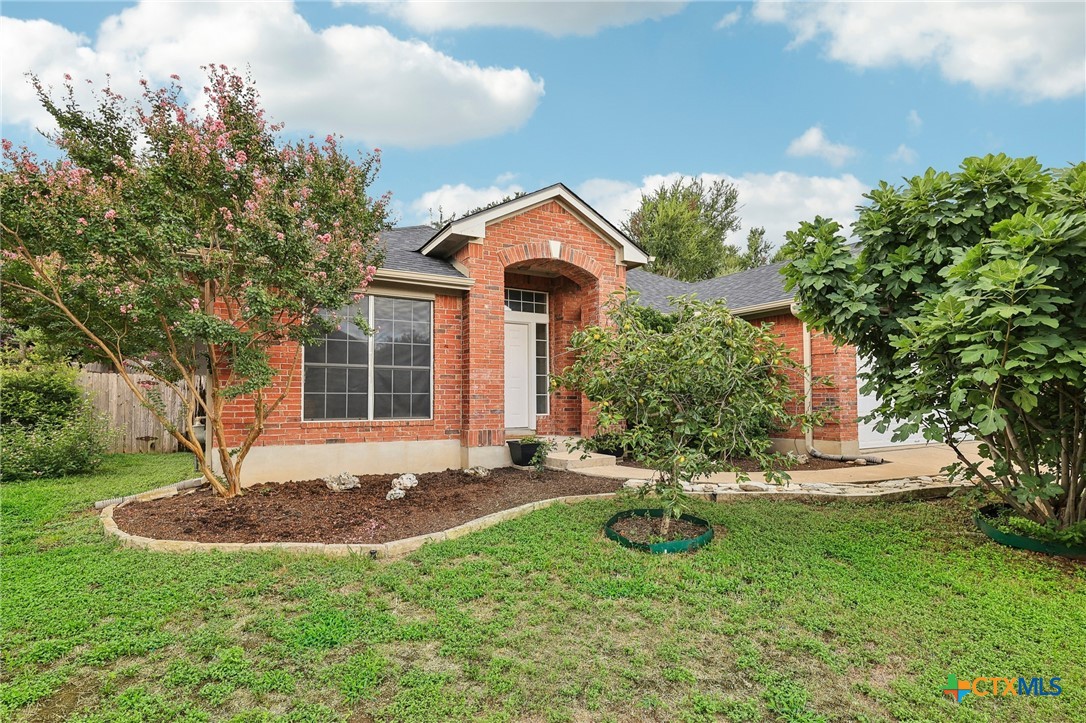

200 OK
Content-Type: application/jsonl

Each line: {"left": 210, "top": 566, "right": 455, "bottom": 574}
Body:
{"left": 454, "top": 200, "right": 626, "bottom": 446}
{"left": 218, "top": 291, "right": 464, "bottom": 448}
{"left": 755, "top": 313, "right": 858, "bottom": 444}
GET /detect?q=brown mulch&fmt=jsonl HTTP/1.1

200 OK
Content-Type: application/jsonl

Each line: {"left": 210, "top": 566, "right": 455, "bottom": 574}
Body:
{"left": 113, "top": 467, "right": 623, "bottom": 545}
{"left": 617, "top": 456, "right": 854, "bottom": 472}
{"left": 610, "top": 514, "right": 709, "bottom": 543}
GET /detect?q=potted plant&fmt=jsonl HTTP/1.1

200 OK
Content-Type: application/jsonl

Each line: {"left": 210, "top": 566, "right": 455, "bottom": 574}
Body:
{"left": 507, "top": 435, "right": 545, "bottom": 467}
{"left": 554, "top": 293, "right": 823, "bottom": 553}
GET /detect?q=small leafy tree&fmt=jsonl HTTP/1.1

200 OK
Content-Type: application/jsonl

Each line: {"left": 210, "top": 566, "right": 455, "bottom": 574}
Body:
{"left": 1, "top": 67, "right": 388, "bottom": 497}
{"left": 555, "top": 293, "right": 820, "bottom": 534}
{"left": 623, "top": 176, "right": 744, "bottom": 281}
{"left": 742, "top": 226, "right": 771, "bottom": 268}
{"left": 782, "top": 155, "right": 1086, "bottom": 532}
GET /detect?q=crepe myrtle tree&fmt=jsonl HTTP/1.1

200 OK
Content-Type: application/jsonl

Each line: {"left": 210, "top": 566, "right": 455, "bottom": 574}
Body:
{"left": 782, "top": 155, "right": 1086, "bottom": 532}
{"left": 1, "top": 67, "right": 388, "bottom": 497}
{"left": 554, "top": 293, "right": 823, "bottom": 534}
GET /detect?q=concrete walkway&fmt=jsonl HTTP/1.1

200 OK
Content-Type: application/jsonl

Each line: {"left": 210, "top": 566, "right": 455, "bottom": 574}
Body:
{"left": 570, "top": 441, "right": 982, "bottom": 485}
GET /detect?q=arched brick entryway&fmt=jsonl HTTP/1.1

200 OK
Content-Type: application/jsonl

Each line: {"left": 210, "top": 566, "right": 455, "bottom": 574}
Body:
{"left": 451, "top": 201, "right": 626, "bottom": 466}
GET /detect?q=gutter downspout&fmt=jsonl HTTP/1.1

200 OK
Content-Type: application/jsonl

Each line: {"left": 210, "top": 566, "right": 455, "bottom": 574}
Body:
{"left": 792, "top": 303, "right": 884, "bottom": 465}
{"left": 802, "top": 318, "right": 814, "bottom": 454}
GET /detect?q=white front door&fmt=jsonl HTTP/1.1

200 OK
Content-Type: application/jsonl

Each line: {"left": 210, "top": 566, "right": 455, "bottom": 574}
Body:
{"left": 504, "top": 322, "right": 531, "bottom": 429}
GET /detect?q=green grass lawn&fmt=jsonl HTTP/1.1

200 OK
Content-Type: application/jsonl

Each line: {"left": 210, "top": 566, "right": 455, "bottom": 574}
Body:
{"left": 2, "top": 454, "right": 1084, "bottom": 722}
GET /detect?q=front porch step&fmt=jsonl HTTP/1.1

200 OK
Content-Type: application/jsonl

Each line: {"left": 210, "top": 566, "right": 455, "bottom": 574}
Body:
{"left": 544, "top": 449, "right": 617, "bottom": 470}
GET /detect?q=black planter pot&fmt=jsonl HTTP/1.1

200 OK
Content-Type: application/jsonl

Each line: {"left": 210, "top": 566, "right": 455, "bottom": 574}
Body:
{"left": 507, "top": 440, "right": 542, "bottom": 466}
{"left": 595, "top": 445, "right": 625, "bottom": 459}
{"left": 604, "top": 509, "right": 714, "bottom": 554}
{"left": 974, "top": 504, "right": 1086, "bottom": 559}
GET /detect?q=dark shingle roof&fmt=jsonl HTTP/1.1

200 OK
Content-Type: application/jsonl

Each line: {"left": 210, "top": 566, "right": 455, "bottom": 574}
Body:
{"left": 691, "top": 262, "right": 793, "bottom": 310}
{"left": 625, "top": 269, "right": 697, "bottom": 312}
{"left": 378, "top": 226, "right": 465, "bottom": 278}
{"left": 626, "top": 263, "right": 794, "bottom": 314}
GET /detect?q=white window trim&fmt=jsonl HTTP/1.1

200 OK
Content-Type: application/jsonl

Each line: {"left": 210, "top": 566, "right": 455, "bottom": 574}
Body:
{"left": 301, "top": 295, "right": 434, "bottom": 423}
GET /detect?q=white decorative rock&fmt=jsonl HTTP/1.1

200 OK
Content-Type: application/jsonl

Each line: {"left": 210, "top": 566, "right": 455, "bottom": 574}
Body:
{"left": 464, "top": 466, "right": 491, "bottom": 478}
{"left": 386, "top": 488, "right": 405, "bottom": 501}
{"left": 323, "top": 472, "right": 360, "bottom": 492}
{"left": 739, "top": 482, "right": 771, "bottom": 492}
{"left": 392, "top": 473, "right": 419, "bottom": 490}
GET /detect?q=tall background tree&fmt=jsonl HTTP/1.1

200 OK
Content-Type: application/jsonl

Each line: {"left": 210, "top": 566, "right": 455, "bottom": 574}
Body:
{"left": 1, "top": 67, "right": 388, "bottom": 497}
{"left": 783, "top": 155, "right": 1086, "bottom": 534}
{"left": 622, "top": 177, "right": 743, "bottom": 281}
{"left": 622, "top": 177, "right": 779, "bottom": 280}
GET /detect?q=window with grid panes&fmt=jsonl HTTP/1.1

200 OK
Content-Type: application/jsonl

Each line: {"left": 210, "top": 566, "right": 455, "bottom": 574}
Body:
{"left": 504, "top": 288, "right": 547, "bottom": 314}
{"left": 303, "top": 297, "right": 432, "bottom": 420}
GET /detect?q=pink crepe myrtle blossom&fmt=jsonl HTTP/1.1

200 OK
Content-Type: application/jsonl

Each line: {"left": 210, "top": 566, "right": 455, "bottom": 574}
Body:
{"left": 3, "top": 66, "right": 387, "bottom": 499}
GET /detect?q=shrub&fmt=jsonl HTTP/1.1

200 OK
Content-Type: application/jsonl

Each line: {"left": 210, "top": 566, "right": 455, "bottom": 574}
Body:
{"left": 1, "top": 410, "right": 110, "bottom": 481}
{"left": 0, "top": 363, "right": 86, "bottom": 427}
{"left": 0, "top": 361, "right": 111, "bottom": 481}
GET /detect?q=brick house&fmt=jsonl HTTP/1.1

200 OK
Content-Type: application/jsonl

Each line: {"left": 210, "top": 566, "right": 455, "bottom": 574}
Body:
{"left": 219, "top": 184, "right": 912, "bottom": 483}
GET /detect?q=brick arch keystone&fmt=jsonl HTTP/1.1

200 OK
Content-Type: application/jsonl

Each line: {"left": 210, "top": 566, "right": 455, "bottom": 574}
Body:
{"left": 498, "top": 243, "right": 606, "bottom": 286}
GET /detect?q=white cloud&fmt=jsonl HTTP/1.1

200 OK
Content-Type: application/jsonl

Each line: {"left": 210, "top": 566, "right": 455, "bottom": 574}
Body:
{"left": 350, "top": 0, "right": 686, "bottom": 36}
{"left": 409, "top": 182, "right": 525, "bottom": 223}
{"left": 906, "top": 109, "right": 923, "bottom": 133}
{"left": 889, "top": 144, "right": 917, "bottom": 164}
{"left": 753, "top": 1, "right": 1085, "bottom": 101}
{"left": 715, "top": 7, "right": 743, "bottom": 30}
{"left": 786, "top": 126, "right": 858, "bottom": 167}
{"left": 577, "top": 171, "right": 869, "bottom": 249}
{"left": 0, "top": 2, "right": 544, "bottom": 148}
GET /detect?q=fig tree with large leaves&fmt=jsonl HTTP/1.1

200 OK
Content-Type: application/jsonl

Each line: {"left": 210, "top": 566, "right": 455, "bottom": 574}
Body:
{"left": 782, "top": 155, "right": 1086, "bottom": 535}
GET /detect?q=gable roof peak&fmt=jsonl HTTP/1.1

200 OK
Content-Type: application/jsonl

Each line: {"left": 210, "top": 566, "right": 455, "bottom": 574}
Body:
{"left": 418, "top": 183, "right": 649, "bottom": 267}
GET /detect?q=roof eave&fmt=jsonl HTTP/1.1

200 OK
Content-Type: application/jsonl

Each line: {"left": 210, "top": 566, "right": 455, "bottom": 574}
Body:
{"left": 731, "top": 299, "right": 795, "bottom": 317}
{"left": 371, "top": 268, "right": 474, "bottom": 291}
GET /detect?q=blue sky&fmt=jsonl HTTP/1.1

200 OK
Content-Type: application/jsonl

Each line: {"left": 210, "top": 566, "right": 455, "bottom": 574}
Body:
{"left": 3, "top": 1, "right": 1083, "bottom": 249}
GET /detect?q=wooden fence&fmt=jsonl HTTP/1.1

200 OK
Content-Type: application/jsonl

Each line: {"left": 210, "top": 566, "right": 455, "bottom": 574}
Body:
{"left": 77, "top": 370, "right": 197, "bottom": 453}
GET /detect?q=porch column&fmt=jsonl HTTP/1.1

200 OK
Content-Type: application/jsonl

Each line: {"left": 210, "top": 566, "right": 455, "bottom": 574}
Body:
{"left": 454, "top": 241, "right": 509, "bottom": 467}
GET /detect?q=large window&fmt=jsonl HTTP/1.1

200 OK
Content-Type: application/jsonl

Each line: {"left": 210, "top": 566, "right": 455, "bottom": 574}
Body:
{"left": 303, "top": 296, "right": 432, "bottom": 421}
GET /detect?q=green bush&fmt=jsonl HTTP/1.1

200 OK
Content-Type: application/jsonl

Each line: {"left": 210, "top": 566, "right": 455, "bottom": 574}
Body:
{"left": 1, "top": 410, "right": 111, "bottom": 481}
{"left": 554, "top": 292, "right": 823, "bottom": 530}
{"left": 0, "top": 363, "right": 84, "bottom": 427}
{"left": 0, "top": 361, "right": 111, "bottom": 481}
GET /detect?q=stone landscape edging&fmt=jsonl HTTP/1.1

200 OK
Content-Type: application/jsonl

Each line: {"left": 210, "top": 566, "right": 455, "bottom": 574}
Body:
{"left": 98, "top": 474, "right": 971, "bottom": 559}
{"left": 100, "top": 491, "right": 620, "bottom": 559}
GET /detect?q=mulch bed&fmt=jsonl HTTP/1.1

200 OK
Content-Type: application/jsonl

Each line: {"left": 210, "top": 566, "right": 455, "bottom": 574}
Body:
{"left": 609, "top": 514, "right": 709, "bottom": 543}
{"left": 617, "top": 456, "right": 854, "bottom": 472}
{"left": 113, "top": 468, "right": 622, "bottom": 545}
